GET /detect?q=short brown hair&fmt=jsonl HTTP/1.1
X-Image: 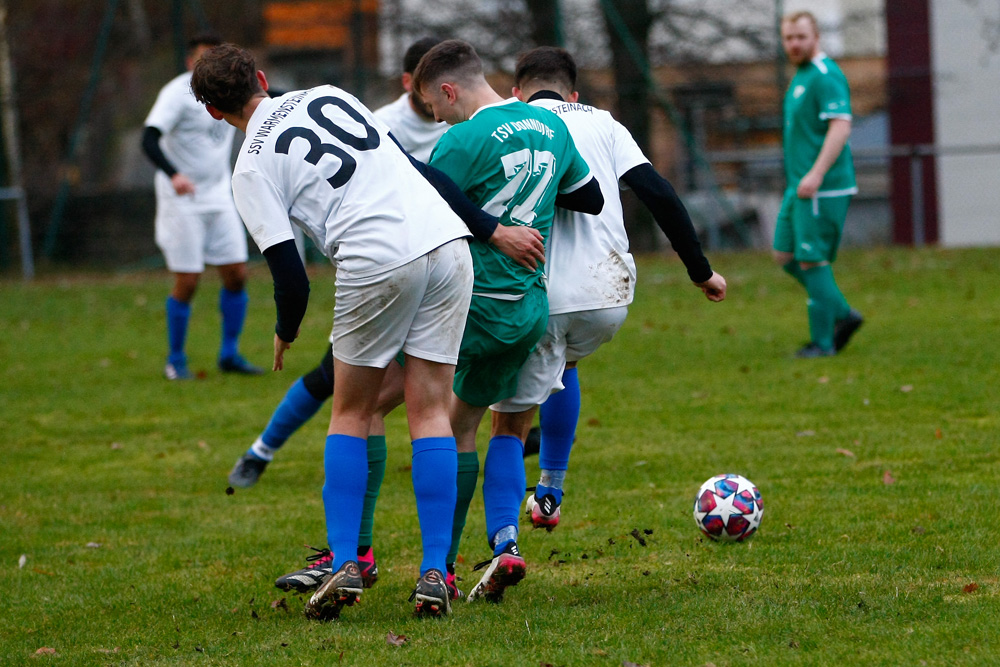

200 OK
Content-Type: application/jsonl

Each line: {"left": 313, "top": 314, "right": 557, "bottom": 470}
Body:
{"left": 190, "top": 43, "right": 261, "bottom": 114}
{"left": 514, "top": 47, "right": 576, "bottom": 92}
{"left": 783, "top": 11, "right": 819, "bottom": 35}
{"left": 411, "top": 39, "right": 483, "bottom": 96}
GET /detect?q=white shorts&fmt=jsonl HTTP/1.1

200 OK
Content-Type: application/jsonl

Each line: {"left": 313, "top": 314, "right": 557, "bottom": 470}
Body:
{"left": 155, "top": 197, "right": 248, "bottom": 273}
{"left": 331, "top": 239, "right": 473, "bottom": 368}
{"left": 491, "top": 305, "right": 628, "bottom": 412}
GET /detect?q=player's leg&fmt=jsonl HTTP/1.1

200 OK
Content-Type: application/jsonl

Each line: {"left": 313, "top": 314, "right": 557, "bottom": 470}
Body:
{"left": 773, "top": 188, "right": 805, "bottom": 286}
{"left": 532, "top": 307, "right": 626, "bottom": 526}
{"left": 462, "top": 288, "right": 548, "bottom": 602}
{"left": 165, "top": 272, "right": 200, "bottom": 379}
{"left": 156, "top": 202, "right": 204, "bottom": 380}
{"left": 357, "top": 359, "right": 405, "bottom": 587}
{"left": 400, "top": 240, "right": 471, "bottom": 615}
{"left": 794, "top": 195, "right": 854, "bottom": 357}
{"left": 207, "top": 207, "right": 261, "bottom": 374}
{"left": 404, "top": 355, "right": 459, "bottom": 615}
{"left": 229, "top": 346, "right": 334, "bottom": 488}
{"left": 306, "top": 359, "right": 385, "bottom": 621}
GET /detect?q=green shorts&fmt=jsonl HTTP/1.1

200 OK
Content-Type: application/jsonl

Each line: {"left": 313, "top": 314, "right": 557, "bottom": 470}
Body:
{"left": 773, "top": 188, "right": 852, "bottom": 263}
{"left": 453, "top": 285, "right": 548, "bottom": 407}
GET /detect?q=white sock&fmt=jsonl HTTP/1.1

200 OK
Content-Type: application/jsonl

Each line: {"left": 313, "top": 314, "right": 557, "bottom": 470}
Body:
{"left": 250, "top": 436, "right": 277, "bottom": 462}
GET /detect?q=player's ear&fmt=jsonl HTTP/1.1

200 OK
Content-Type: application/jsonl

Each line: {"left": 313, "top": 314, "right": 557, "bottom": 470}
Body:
{"left": 401, "top": 72, "right": 413, "bottom": 93}
{"left": 442, "top": 82, "right": 458, "bottom": 104}
{"left": 512, "top": 86, "right": 524, "bottom": 102}
{"left": 568, "top": 91, "right": 579, "bottom": 103}
{"left": 257, "top": 70, "right": 269, "bottom": 92}
{"left": 205, "top": 104, "right": 224, "bottom": 121}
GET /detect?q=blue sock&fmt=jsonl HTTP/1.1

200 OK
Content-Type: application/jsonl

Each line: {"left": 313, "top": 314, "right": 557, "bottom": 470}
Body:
{"left": 538, "top": 366, "right": 580, "bottom": 474}
{"left": 412, "top": 437, "right": 457, "bottom": 575}
{"left": 260, "top": 378, "right": 325, "bottom": 450}
{"left": 322, "top": 434, "right": 368, "bottom": 571}
{"left": 218, "top": 287, "right": 248, "bottom": 361}
{"left": 165, "top": 296, "right": 191, "bottom": 367}
{"left": 482, "top": 434, "right": 525, "bottom": 553}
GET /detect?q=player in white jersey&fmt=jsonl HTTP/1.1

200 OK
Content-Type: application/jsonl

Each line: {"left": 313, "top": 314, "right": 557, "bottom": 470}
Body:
{"left": 373, "top": 37, "right": 450, "bottom": 162}
{"left": 226, "top": 37, "right": 452, "bottom": 497}
{"left": 191, "top": 43, "right": 543, "bottom": 618}
{"left": 142, "top": 33, "right": 262, "bottom": 380}
{"left": 493, "top": 47, "right": 728, "bottom": 529}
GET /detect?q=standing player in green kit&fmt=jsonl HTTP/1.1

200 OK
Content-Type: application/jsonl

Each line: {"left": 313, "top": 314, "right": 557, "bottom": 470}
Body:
{"left": 775, "top": 11, "right": 864, "bottom": 358}
{"left": 413, "top": 39, "right": 603, "bottom": 602}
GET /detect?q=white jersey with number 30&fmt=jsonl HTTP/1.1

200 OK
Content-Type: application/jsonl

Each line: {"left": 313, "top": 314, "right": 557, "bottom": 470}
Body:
{"left": 530, "top": 98, "right": 649, "bottom": 314}
{"left": 232, "top": 86, "right": 468, "bottom": 279}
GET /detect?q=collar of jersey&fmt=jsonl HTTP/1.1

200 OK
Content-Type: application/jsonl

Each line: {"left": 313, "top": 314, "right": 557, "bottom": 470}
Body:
{"left": 246, "top": 96, "right": 280, "bottom": 134}
{"left": 469, "top": 97, "right": 520, "bottom": 121}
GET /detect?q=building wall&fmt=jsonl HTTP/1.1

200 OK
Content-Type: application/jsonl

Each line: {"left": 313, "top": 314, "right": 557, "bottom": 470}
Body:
{"left": 931, "top": 0, "right": 1000, "bottom": 246}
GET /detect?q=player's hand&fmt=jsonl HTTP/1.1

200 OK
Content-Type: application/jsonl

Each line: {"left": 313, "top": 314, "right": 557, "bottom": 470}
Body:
{"left": 695, "top": 272, "right": 727, "bottom": 302}
{"left": 796, "top": 171, "right": 822, "bottom": 199}
{"left": 273, "top": 334, "right": 293, "bottom": 371}
{"left": 171, "top": 173, "right": 196, "bottom": 196}
{"left": 489, "top": 224, "right": 545, "bottom": 271}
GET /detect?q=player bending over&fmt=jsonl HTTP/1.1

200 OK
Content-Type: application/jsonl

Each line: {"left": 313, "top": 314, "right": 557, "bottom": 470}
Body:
{"left": 497, "top": 47, "right": 726, "bottom": 531}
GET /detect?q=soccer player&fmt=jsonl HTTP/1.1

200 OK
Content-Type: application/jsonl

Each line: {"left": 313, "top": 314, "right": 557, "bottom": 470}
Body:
{"left": 775, "top": 11, "right": 864, "bottom": 358}
{"left": 190, "top": 43, "right": 530, "bottom": 618}
{"left": 499, "top": 47, "right": 727, "bottom": 531}
{"left": 142, "top": 32, "right": 262, "bottom": 380}
{"left": 412, "top": 39, "right": 604, "bottom": 603}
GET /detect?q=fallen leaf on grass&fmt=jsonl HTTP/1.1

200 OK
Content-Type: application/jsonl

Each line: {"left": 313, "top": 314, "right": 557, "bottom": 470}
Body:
{"left": 86, "top": 542, "right": 101, "bottom": 548}
{"left": 587, "top": 417, "right": 601, "bottom": 427}
{"left": 797, "top": 430, "right": 815, "bottom": 437}
{"left": 195, "top": 370, "right": 208, "bottom": 380}
{"left": 883, "top": 470, "right": 896, "bottom": 485}
{"left": 198, "top": 441, "right": 209, "bottom": 450}
{"left": 271, "top": 598, "right": 287, "bottom": 610}
{"left": 32, "top": 567, "right": 55, "bottom": 577}
{"left": 817, "top": 376, "right": 829, "bottom": 384}
{"left": 110, "top": 442, "right": 122, "bottom": 450}
{"left": 386, "top": 632, "right": 408, "bottom": 647}
{"left": 96, "top": 647, "right": 120, "bottom": 654}
{"left": 963, "top": 582, "right": 979, "bottom": 594}
{"left": 18, "top": 554, "right": 26, "bottom": 568}
{"left": 836, "top": 448, "right": 856, "bottom": 457}
{"left": 912, "top": 525, "right": 925, "bottom": 534}
{"left": 623, "top": 661, "right": 649, "bottom": 667}
{"left": 34, "top": 647, "right": 57, "bottom": 655}
{"left": 900, "top": 385, "right": 914, "bottom": 393}
{"left": 935, "top": 429, "right": 943, "bottom": 439}
{"left": 629, "top": 529, "right": 647, "bottom": 547}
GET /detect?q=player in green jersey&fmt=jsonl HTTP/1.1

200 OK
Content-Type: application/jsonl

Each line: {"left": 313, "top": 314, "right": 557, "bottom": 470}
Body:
{"left": 775, "top": 11, "right": 864, "bottom": 358}
{"left": 413, "top": 39, "right": 603, "bottom": 602}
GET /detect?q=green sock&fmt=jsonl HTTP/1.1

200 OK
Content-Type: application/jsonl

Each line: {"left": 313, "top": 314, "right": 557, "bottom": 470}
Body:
{"left": 782, "top": 260, "right": 807, "bottom": 287}
{"left": 447, "top": 451, "right": 480, "bottom": 564}
{"left": 358, "top": 435, "right": 387, "bottom": 548}
{"left": 802, "top": 265, "right": 848, "bottom": 350}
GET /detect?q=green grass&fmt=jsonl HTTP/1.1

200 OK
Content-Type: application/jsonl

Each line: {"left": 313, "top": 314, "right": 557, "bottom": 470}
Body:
{"left": 2, "top": 246, "right": 999, "bottom": 666}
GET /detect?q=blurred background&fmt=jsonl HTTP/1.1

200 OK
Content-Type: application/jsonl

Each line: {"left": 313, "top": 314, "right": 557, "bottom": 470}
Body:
{"left": 1, "top": 0, "right": 997, "bottom": 278}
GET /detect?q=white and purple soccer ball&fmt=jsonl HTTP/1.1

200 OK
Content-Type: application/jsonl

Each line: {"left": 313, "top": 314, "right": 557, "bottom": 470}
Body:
{"left": 693, "top": 474, "right": 763, "bottom": 542}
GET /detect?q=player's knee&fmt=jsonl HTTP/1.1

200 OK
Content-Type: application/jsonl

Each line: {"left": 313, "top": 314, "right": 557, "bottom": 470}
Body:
{"left": 172, "top": 273, "right": 200, "bottom": 302}
{"left": 219, "top": 263, "right": 248, "bottom": 292}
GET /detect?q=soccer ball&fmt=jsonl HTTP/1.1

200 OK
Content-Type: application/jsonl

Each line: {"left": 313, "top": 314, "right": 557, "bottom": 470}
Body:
{"left": 693, "top": 474, "right": 763, "bottom": 542}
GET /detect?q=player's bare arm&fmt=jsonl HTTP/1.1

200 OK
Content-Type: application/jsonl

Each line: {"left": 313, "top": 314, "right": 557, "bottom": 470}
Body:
{"left": 797, "top": 118, "right": 851, "bottom": 198}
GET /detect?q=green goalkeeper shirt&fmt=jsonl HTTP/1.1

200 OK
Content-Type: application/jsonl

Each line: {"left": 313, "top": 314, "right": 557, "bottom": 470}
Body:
{"left": 429, "top": 98, "right": 592, "bottom": 296}
{"left": 783, "top": 53, "right": 857, "bottom": 194}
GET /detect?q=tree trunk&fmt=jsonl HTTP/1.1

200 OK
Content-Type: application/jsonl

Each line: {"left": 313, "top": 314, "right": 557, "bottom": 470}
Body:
{"left": 601, "top": 0, "right": 657, "bottom": 252}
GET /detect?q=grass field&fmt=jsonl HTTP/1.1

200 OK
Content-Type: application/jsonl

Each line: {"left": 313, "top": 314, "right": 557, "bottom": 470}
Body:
{"left": 3, "top": 246, "right": 999, "bottom": 666}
